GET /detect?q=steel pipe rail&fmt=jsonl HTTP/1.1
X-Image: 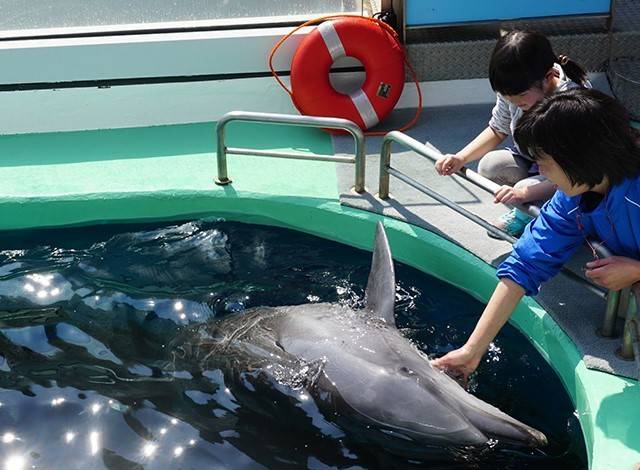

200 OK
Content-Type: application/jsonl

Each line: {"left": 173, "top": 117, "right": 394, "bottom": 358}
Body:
{"left": 619, "top": 284, "right": 640, "bottom": 371}
{"left": 385, "top": 166, "right": 518, "bottom": 243}
{"left": 379, "top": 131, "right": 542, "bottom": 217}
{"left": 598, "top": 242, "right": 623, "bottom": 338}
{"left": 215, "top": 111, "right": 366, "bottom": 193}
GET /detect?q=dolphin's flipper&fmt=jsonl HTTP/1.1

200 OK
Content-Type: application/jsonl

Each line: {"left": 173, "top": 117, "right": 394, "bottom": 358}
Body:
{"left": 365, "top": 222, "right": 396, "bottom": 325}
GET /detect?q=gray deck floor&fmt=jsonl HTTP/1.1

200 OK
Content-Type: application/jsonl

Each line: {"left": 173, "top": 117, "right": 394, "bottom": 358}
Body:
{"left": 334, "top": 103, "right": 635, "bottom": 380}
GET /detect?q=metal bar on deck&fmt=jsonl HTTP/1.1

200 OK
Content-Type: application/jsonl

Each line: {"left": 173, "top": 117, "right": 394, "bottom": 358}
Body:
{"left": 601, "top": 290, "right": 622, "bottom": 337}
{"left": 379, "top": 131, "right": 542, "bottom": 217}
{"left": 226, "top": 147, "right": 356, "bottom": 164}
{"left": 619, "top": 284, "right": 640, "bottom": 370}
{"left": 387, "top": 167, "right": 517, "bottom": 243}
{"left": 593, "top": 242, "right": 624, "bottom": 338}
{"left": 215, "top": 111, "right": 366, "bottom": 192}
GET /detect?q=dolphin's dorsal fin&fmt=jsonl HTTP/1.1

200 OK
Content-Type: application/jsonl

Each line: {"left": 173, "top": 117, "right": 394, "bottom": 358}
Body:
{"left": 364, "top": 222, "right": 396, "bottom": 325}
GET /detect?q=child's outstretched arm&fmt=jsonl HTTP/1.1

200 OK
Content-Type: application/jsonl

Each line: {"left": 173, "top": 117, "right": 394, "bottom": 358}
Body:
{"left": 431, "top": 278, "right": 525, "bottom": 380}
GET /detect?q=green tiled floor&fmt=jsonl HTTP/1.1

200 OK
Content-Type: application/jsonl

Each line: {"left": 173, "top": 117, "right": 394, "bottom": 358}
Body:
{"left": 0, "top": 121, "right": 337, "bottom": 229}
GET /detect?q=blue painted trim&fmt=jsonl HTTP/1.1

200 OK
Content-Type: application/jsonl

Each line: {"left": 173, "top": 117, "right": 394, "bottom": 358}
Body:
{"left": 406, "top": 0, "right": 611, "bottom": 26}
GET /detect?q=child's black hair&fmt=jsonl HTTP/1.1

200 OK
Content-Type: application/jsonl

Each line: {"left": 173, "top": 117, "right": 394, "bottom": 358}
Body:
{"left": 489, "top": 30, "right": 588, "bottom": 96}
{"left": 514, "top": 88, "right": 640, "bottom": 188}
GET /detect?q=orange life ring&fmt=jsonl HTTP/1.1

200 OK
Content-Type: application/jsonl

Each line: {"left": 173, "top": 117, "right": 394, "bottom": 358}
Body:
{"left": 290, "top": 17, "right": 405, "bottom": 131}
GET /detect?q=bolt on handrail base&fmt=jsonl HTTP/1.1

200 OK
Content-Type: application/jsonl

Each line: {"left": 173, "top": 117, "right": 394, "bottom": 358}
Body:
{"left": 215, "top": 177, "right": 232, "bottom": 186}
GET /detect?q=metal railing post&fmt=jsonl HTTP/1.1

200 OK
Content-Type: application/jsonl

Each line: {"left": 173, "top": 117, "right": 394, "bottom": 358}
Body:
{"left": 618, "top": 284, "right": 640, "bottom": 373}
{"left": 214, "top": 111, "right": 366, "bottom": 193}
{"left": 619, "top": 295, "right": 637, "bottom": 359}
{"left": 601, "top": 290, "right": 622, "bottom": 337}
{"left": 377, "top": 131, "right": 517, "bottom": 241}
{"left": 353, "top": 130, "right": 366, "bottom": 194}
{"left": 379, "top": 131, "right": 448, "bottom": 199}
{"left": 616, "top": 286, "right": 632, "bottom": 319}
{"left": 593, "top": 241, "right": 623, "bottom": 338}
{"left": 378, "top": 135, "right": 393, "bottom": 200}
{"left": 215, "top": 114, "right": 231, "bottom": 185}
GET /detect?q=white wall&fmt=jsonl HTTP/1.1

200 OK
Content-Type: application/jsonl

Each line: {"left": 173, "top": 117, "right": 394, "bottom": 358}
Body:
{"left": 0, "top": 23, "right": 608, "bottom": 135}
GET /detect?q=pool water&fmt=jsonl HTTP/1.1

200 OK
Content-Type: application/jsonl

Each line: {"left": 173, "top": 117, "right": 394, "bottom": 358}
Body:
{"left": 0, "top": 220, "right": 586, "bottom": 469}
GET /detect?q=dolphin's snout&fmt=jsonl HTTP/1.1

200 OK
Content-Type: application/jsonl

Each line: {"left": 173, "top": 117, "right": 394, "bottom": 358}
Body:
{"left": 528, "top": 428, "right": 548, "bottom": 447}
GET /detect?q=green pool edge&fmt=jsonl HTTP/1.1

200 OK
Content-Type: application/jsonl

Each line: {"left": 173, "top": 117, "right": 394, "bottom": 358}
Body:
{"left": 3, "top": 189, "right": 637, "bottom": 469}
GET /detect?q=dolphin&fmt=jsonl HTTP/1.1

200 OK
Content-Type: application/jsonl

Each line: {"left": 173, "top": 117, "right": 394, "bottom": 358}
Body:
{"left": 171, "top": 222, "right": 547, "bottom": 458}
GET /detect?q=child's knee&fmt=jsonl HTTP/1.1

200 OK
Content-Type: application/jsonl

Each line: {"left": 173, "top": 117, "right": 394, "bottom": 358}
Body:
{"left": 478, "top": 150, "right": 527, "bottom": 186}
{"left": 477, "top": 150, "right": 506, "bottom": 178}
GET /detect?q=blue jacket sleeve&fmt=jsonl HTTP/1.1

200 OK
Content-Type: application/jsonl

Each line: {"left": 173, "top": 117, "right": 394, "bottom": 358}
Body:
{"left": 496, "top": 193, "right": 585, "bottom": 296}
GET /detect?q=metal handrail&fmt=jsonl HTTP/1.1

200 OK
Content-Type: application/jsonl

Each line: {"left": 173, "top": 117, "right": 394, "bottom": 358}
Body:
{"left": 622, "top": 318, "right": 640, "bottom": 374}
{"left": 599, "top": 251, "right": 623, "bottom": 338}
{"left": 377, "top": 131, "right": 632, "bottom": 341}
{"left": 619, "top": 284, "right": 640, "bottom": 374}
{"left": 215, "top": 111, "right": 366, "bottom": 193}
{"left": 379, "top": 131, "right": 542, "bottom": 216}
{"left": 378, "top": 132, "right": 519, "bottom": 243}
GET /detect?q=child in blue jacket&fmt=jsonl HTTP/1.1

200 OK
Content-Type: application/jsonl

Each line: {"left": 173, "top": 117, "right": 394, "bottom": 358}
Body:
{"left": 433, "top": 88, "right": 640, "bottom": 379}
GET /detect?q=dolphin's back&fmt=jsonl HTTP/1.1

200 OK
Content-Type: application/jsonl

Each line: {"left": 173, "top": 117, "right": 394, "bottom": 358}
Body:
{"left": 273, "top": 302, "right": 546, "bottom": 448}
{"left": 274, "top": 303, "right": 489, "bottom": 446}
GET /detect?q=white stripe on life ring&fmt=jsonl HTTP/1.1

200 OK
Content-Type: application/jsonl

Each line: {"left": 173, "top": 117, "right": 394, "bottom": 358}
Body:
{"left": 318, "top": 21, "right": 345, "bottom": 60}
{"left": 350, "top": 89, "right": 379, "bottom": 128}
{"left": 318, "top": 20, "right": 379, "bottom": 129}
